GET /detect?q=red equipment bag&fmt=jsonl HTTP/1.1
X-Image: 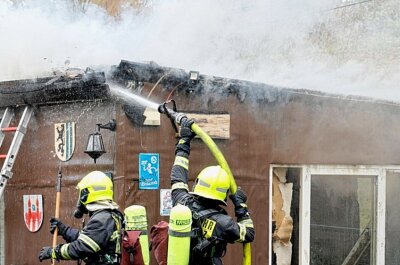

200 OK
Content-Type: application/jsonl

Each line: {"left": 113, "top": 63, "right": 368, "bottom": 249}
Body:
{"left": 149, "top": 221, "right": 169, "bottom": 265}
{"left": 121, "top": 230, "right": 145, "bottom": 265}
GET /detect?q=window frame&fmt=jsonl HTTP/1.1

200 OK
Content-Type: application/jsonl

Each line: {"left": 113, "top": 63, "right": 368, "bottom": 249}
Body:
{"left": 269, "top": 165, "right": 389, "bottom": 265}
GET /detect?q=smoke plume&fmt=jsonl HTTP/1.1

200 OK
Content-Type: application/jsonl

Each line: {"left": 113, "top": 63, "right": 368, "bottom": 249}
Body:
{"left": 0, "top": 0, "right": 399, "bottom": 101}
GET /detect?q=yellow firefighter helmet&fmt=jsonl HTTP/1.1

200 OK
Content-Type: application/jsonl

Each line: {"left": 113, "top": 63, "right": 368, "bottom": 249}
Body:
{"left": 191, "top": 165, "right": 230, "bottom": 205}
{"left": 77, "top": 171, "right": 113, "bottom": 205}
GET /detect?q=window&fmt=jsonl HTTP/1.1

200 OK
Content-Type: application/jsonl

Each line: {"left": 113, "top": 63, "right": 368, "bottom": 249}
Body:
{"left": 310, "top": 174, "right": 375, "bottom": 265}
{"left": 270, "top": 166, "right": 387, "bottom": 265}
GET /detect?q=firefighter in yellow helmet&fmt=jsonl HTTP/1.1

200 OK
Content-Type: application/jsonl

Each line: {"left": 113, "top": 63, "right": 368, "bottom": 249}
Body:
{"left": 38, "top": 171, "right": 124, "bottom": 265}
{"left": 170, "top": 119, "right": 255, "bottom": 265}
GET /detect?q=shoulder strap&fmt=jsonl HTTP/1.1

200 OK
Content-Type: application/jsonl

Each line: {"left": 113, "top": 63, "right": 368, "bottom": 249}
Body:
{"left": 191, "top": 208, "right": 220, "bottom": 239}
{"left": 191, "top": 201, "right": 221, "bottom": 219}
{"left": 111, "top": 211, "right": 123, "bottom": 255}
{"left": 193, "top": 208, "right": 219, "bottom": 220}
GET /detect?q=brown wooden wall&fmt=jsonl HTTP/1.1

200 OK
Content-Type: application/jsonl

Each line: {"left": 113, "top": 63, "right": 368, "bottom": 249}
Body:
{"left": 3, "top": 83, "right": 400, "bottom": 265}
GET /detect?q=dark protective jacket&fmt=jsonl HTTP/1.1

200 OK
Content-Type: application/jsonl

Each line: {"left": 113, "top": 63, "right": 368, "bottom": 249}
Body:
{"left": 170, "top": 142, "right": 255, "bottom": 265}
{"left": 57, "top": 208, "right": 123, "bottom": 265}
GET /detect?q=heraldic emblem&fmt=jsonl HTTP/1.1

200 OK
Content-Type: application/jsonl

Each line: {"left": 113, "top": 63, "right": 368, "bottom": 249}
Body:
{"left": 54, "top": 122, "right": 76, "bottom": 161}
{"left": 23, "top": 195, "right": 43, "bottom": 232}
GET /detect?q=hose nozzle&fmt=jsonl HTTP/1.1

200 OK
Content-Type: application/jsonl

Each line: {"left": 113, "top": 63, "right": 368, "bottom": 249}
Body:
{"left": 158, "top": 100, "right": 188, "bottom": 132}
{"left": 157, "top": 104, "right": 166, "bottom": 114}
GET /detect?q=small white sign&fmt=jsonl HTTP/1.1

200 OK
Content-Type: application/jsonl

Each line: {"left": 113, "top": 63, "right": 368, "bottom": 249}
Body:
{"left": 160, "top": 189, "right": 172, "bottom": 216}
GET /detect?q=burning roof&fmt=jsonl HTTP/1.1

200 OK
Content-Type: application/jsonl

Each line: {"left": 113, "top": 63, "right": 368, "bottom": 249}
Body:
{"left": 0, "top": 68, "right": 109, "bottom": 108}
{"left": 1, "top": 60, "right": 398, "bottom": 110}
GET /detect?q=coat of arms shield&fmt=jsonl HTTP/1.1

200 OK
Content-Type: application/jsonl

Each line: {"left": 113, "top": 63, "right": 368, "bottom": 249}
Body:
{"left": 23, "top": 195, "right": 43, "bottom": 232}
{"left": 54, "top": 122, "right": 75, "bottom": 161}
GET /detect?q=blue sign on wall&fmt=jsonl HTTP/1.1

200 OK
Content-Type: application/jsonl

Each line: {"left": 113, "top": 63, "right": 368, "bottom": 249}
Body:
{"left": 139, "top": 153, "right": 160, "bottom": 190}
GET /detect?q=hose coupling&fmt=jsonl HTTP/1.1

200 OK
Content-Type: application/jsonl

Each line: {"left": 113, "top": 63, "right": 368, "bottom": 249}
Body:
{"left": 174, "top": 113, "right": 187, "bottom": 125}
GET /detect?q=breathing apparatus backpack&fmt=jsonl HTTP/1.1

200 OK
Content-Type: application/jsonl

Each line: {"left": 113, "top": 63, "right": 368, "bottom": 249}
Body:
{"left": 121, "top": 230, "right": 145, "bottom": 265}
{"left": 190, "top": 207, "right": 225, "bottom": 262}
{"left": 150, "top": 204, "right": 221, "bottom": 265}
{"left": 121, "top": 205, "right": 149, "bottom": 265}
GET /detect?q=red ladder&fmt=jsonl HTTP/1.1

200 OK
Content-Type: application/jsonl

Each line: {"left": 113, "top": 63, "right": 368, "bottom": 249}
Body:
{"left": 0, "top": 106, "right": 33, "bottom": 198}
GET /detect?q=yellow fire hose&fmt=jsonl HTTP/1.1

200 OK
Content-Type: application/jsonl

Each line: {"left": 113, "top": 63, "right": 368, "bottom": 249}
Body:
{"left": 191, "top": 123, "right": 252, "bottom": 265}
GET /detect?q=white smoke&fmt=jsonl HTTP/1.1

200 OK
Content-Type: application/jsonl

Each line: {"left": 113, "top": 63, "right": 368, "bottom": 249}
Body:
{"left": 0, "top": 0, "right": 399, "bottom": 101}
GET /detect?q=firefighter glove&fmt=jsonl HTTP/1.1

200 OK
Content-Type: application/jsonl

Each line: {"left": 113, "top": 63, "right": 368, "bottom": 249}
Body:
{"left": 229, "top": 188, "right": 247, "bottom": 205}
{"left": 38, "top": 246, "right": 54, "bottom": 262}
{"left": 179, "top": 118, "right": 195, "bottom": 140}
{"left": 175, "top": 119, "right": 195, "bottom": 156}
{"left": 50, "top": 217, "right": 67, "bottom": 235}
{"left": 229, "top": 188, "right": 249, "bottom": 219}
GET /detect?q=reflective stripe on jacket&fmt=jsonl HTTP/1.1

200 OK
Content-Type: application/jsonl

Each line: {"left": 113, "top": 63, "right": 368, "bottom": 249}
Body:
{"left": 170, "top": 149, "right": 255, "bottom": 265}
{"left": 59, "top": 209, "right": 123, "bottom": 265}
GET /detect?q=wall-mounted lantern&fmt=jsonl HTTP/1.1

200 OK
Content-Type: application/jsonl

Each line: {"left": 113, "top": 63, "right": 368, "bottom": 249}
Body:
{"left": 84, "top": 119, "right": 116, "bottom": 163}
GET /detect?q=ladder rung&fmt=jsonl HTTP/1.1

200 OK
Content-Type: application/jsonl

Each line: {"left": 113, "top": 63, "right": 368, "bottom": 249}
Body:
{"left": 0, "top": 155, "right": 6, "bottom": 159}
{"left": 1, "top": 127, "right": 17, "bottom": 132}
